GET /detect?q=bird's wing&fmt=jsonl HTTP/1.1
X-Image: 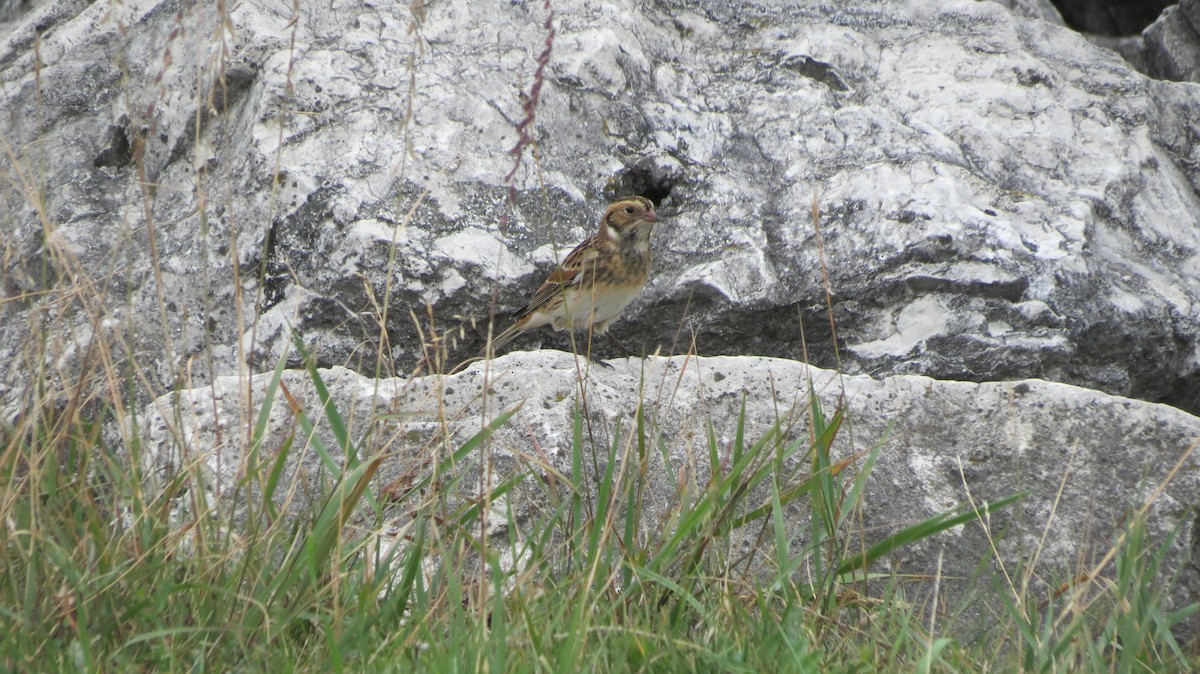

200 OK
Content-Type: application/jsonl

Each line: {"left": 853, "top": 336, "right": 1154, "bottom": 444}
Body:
{"left": 511, "top": 235, "right": 600, "bottom": 320}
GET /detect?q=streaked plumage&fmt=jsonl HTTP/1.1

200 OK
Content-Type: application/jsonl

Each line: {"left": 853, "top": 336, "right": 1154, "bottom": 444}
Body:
{"left": 482, "top": 196, "right": 658, "bottom": 356}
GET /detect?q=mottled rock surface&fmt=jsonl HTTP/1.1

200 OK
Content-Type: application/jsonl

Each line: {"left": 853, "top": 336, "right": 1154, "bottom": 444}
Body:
{"left": 140, "top": 353, "right": 1200, "bottom": 635}
{"left": 2, "top": 0, "right": 1199, "bottom": 415}
{"left": 992, "top": 0, "right": 1064, "bottom": 26}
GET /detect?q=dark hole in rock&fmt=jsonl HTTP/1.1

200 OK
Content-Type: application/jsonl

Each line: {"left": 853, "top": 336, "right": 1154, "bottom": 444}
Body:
{"left": 781, "top": 55, "right": 849, "bottom": 91}
{"left": 606, "top": 159, "right": 680, "bottom": 207}
{"left": 1049, "top": 0, "right": 1175, "bottom": 36}
{"left": 93, "top": 124, "right": 133, "bottom": 168}
{"left": 1166, "top": 372, "right": 1200, "bottom": 416}
{"left": 213, "top": 65, "right": 258, "bottom": 113}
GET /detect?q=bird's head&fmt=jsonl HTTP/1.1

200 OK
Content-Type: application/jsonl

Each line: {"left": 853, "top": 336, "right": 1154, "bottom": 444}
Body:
{"left": 601, "top": 196, "right": 658, "bottom": 241}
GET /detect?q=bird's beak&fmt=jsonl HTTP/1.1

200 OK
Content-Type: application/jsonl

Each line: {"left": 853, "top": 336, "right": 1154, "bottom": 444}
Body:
{"left": 644, "top": 208, "right": 658, "bottom": 222}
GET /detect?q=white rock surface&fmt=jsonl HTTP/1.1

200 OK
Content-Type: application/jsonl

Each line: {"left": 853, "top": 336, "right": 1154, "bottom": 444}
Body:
{"left": 139, "top": 352, "right": 1200, "bottom": 634}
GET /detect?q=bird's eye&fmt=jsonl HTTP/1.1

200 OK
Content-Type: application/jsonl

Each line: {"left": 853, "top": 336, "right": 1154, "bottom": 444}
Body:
{"left": 624, "top": 206, "right": 635, "bottom": 214}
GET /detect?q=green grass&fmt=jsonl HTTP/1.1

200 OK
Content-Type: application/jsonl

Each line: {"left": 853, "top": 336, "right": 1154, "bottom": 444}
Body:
{"left": 2, "top": 356, "right": 1196, "bottom": 673}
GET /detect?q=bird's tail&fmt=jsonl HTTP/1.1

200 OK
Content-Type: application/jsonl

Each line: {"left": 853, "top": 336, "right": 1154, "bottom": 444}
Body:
{"left": 477, "top": 321, "right": 524, "bottom": 359}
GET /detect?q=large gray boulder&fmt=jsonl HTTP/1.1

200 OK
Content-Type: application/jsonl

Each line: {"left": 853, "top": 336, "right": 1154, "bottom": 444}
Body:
{"left": 2, "top": 0, "right": 1199, "bottom": 414}
{"left": 139, "top": 353, "right": 1200, "bottom": 635}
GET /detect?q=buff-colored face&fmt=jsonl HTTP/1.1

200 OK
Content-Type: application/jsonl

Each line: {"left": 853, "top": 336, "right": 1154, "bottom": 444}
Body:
{"left": 603, "top": 196, "right": 658, "bottom": 240}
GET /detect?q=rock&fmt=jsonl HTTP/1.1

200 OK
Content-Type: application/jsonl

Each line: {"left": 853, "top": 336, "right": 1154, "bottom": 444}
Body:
{"left": 1141, "top": 0, "right": 1200, "bottom": 82}
{"left": 1082, "top": 0, "right": 1200, "bottom": 84}
{"left": 988, "top": 0, "right": 1065, "bottom": 26}
{"left": 3, "top": 0, "right": 1199, "bottom": 417}
{"left": 139, "top": 352, "right": 1200, "bottom": 635}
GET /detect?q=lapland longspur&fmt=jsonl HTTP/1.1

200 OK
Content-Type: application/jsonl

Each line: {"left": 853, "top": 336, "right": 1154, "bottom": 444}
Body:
{"left": 482, "top": 196, "right": 658, "bottom": 356}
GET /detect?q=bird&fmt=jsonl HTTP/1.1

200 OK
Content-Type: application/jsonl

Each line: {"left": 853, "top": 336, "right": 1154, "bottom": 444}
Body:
{"left": 481, "top": 195, "right": 659, "bottom": 358}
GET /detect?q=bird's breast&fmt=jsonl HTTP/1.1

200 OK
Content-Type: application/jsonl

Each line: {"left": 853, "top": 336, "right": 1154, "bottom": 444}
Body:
{"left": 561, "top": 282, "right": 645, "bottom": 327}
